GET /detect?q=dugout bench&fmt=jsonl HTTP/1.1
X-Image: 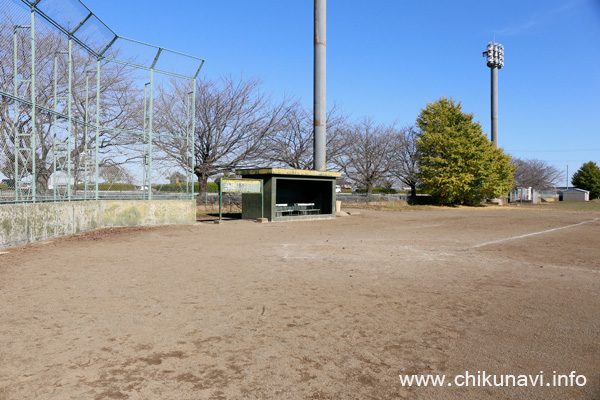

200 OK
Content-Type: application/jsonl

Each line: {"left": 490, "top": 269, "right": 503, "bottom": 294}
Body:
{"left": 236, "top": 168, "right": 340, "bottom": 221}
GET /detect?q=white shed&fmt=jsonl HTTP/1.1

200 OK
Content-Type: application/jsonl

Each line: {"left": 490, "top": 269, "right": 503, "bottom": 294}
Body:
{"left": 509, "top": 187, "right": 538, "bottom": 203}
{"left": 561, "top": 188, "right": 589, "bottom": 202}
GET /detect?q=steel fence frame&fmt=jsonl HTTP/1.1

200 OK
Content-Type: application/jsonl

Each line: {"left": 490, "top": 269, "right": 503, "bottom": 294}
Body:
{"left": 0, "top": 0, "right": 204, "bottom": 203}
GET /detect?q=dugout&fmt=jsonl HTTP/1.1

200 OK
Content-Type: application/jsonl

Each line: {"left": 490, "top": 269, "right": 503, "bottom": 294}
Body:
{"left": 236, "top": 168, "right": 340, "bottom": 221}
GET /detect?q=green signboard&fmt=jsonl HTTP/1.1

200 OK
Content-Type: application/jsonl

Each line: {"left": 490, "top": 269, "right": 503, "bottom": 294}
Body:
{"left": 219, "top": 178, "right": 263, "bottom": 221}
{"left": 221, "top": 179, "right": 262, "bottom": 193}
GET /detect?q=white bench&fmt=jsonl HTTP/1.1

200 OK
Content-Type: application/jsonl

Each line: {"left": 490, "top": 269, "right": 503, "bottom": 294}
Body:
{"left": 276, "top": 203, "right": 320, "bottom": 216}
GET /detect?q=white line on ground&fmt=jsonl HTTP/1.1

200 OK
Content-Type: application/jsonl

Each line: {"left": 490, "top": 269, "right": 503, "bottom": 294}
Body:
{"left": 471, "top": 218, "right": 600, "bottom": 248}
{"left": 282, "top": 255, "right": 321, "bottom": 259}
{"left": 544, "top": 265, "right": 600, "bottom": 274}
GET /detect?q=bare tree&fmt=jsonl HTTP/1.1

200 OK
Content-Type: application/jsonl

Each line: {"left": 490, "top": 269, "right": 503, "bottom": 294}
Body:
{"left": 155, "top": 76, "right": 292, "bottom": 193}
{"left": 511, "top": 157, "right": 563, "bottom": 189}
{"left": 375, "top": 177, "right": 395, "bottom": 189}
{"left": 263, "top": 101, "right": 348, "bottom": 170}
{"left": 334, "top": 118, "right": 396, "bottom": 194}
{"left": 99, "top": 163, "right": 135, "bottom": 185}
{"left": 390, "top": 125, "right": 420, "bottom": 202}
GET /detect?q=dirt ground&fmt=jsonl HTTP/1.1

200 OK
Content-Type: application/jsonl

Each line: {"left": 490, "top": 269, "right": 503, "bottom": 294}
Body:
{"left": 0, "top": 205, "right": 599, "bottom": 399}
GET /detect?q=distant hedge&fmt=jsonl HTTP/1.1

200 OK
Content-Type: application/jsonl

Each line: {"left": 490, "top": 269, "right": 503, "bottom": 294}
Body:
{"left": 99, "top": 183, "right": 137, "bottom": 191}
{"left": 355, "top": 187, "right": 398, "bottom": 194}
{"left": 71, "top": 181, "right": 220, "bottom": 192}
{"left": 0, "top": 183, "right": 8, "bottom": 189}
{"left": 153, "top": 182, "right": 219, "bottom": 193}
{"left": 75, "top": 183, "right": 137, "bottom": 191}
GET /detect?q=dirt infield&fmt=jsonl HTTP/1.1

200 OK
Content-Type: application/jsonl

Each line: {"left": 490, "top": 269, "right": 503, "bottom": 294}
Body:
{"left": 1, "top": 205, "right": 599, "bottom": 399}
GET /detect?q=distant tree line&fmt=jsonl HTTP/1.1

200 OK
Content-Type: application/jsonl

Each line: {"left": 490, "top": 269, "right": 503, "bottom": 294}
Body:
{"left": 0, "top": 29, "right": 576, "bottom": 205}
{"left": 156, "top": 76, "right": 581, "bottom": 205}
{"left": 156, "top": 75, "right": 429, "bottom": 200}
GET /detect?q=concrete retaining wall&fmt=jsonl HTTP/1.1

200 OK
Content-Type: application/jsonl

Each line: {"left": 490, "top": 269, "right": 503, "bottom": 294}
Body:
{"left": 0, "top": 199, "right": 195, "bottom": 249}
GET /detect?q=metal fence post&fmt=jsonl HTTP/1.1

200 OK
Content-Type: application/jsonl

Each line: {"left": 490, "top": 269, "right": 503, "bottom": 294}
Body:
{"left": 67, "top": 37, "right": 73, "bottom": 201}
{"left": 147, "top": 68, "right": 153, "bottom": 200}
{"left": 30, "top": 6, "right": 36, "bottom": 202}
{"left": 95, "top": 59, "right": 101, "bottom": 200}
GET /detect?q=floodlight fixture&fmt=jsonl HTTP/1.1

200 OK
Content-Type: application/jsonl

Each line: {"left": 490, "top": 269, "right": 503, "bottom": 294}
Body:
{"left": 482, "top": 41, "right": 504, "bottom": 147}
{"left": 483, "top": 42, "right": 504, "bottom": 69}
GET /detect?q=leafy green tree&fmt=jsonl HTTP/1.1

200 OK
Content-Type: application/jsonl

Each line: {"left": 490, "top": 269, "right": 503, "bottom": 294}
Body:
{"left": 415, "top": 97, "right": 515, "bottom": 205}
{"left": 168, "top": 171, "right": 186, "bottom": 184}
{"left": 571, "top": 161, "right": 600, "bottom": 199}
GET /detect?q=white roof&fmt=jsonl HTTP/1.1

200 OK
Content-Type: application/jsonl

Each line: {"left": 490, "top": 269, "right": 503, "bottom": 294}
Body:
{"left": 563, "top": 188, "right": 590, "bottom": 193}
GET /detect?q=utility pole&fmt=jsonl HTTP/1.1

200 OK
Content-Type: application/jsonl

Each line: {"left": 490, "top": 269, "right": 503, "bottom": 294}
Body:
{"left": 483, "top": 41, "right": 504, "bottom": 147}
{"left": 313, "top": 0, "right": 326, "bottom": 171}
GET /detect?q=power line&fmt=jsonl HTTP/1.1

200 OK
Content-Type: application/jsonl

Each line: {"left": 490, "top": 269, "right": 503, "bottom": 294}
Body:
{"left": 508, "top": 149, "right": 600, "bottom": 153}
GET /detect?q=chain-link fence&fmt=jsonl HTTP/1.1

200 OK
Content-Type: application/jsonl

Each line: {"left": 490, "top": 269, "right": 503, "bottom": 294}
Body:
{"left": 0, "top": 0, "right": 204, "bottom": 203}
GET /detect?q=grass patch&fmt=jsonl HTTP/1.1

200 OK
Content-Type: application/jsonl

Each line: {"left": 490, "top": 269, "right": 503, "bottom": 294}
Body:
{"left": 348, "top": 199, "right": 600, "bottom": 213}
{"left": 542, "top": 199, "right": 600, "bottom": 211}
{"left": 344, "top": 202, "right": 445, "bottom": 211}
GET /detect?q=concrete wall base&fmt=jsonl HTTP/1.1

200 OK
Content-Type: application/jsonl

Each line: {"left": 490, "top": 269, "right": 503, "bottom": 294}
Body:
{"left": 0, "top": 200, "right": 195, "bottom": 249}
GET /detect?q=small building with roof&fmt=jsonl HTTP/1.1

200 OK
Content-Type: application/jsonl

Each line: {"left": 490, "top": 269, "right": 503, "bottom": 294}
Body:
{"left": 561, "top": 188, "right": 589, "bottom": 202}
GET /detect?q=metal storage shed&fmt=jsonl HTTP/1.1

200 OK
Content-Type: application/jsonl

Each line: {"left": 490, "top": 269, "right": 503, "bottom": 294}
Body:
{"left": 561, "top": 188, "right": 590, "bottom": 202}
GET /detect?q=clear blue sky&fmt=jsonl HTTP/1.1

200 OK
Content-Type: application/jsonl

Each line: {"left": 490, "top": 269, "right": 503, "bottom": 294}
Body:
{"left": 84, "top": 0, "right": 600, "bottom": 185}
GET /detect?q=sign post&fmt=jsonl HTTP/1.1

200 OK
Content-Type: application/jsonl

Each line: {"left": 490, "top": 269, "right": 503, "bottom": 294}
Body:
{"left": 219, "top": 178, "right": 263, "bottom": 221}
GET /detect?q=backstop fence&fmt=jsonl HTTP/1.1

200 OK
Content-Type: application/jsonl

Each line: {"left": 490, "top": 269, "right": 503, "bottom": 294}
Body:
{"left": 0, "top": 0, "right": 204, "bottom": 203}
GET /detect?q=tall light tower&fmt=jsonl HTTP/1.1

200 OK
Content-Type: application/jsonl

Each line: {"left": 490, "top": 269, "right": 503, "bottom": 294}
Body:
{"left": 483, "top": 41, "right": 504, "bottom": 147}
{"left": 314, "top": 0, "right": 326, "bottom": 171}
